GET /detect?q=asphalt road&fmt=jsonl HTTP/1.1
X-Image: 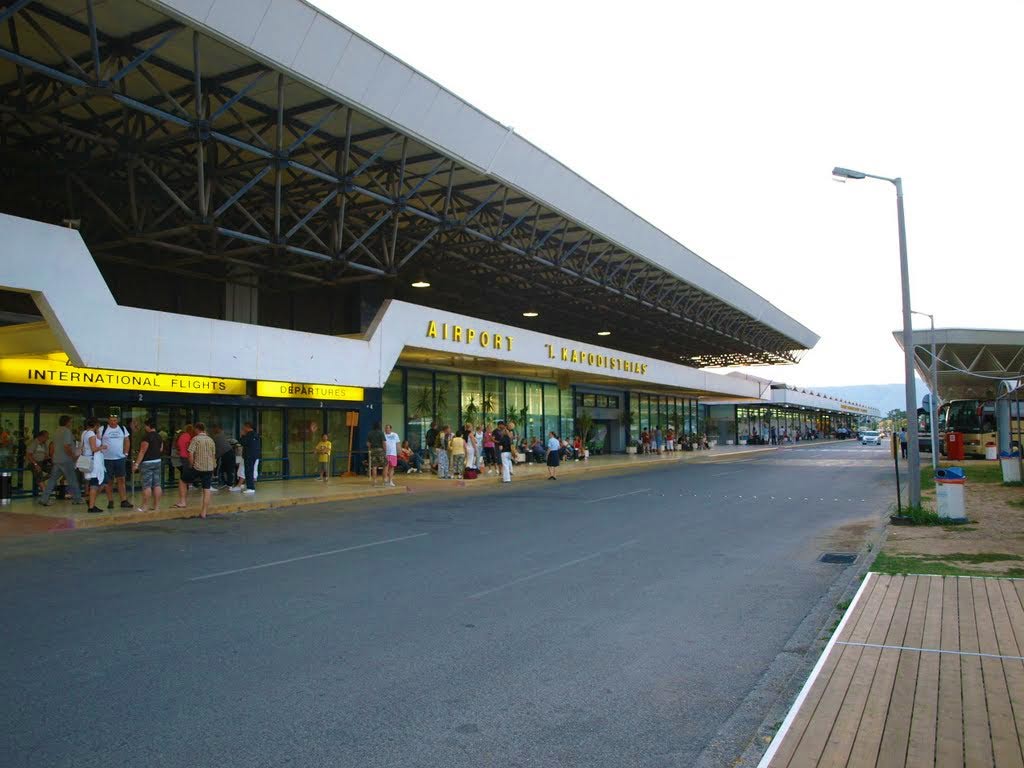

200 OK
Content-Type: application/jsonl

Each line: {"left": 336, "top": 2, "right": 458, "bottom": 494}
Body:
{"left": 1, "top": 440, "right": 895, "bottom": 768}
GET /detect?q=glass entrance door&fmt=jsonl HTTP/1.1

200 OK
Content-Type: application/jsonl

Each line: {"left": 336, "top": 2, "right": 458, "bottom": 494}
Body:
{"left": 591, "top": 420, "right": 613, "bottom": 455}
{"left": 287, "top": 408, "right": 322, "bottom": 478}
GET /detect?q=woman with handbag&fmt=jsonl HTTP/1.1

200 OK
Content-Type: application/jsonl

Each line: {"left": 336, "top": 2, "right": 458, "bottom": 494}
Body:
{"left": 79, "top": 417, "right": 106, "bottom": 514}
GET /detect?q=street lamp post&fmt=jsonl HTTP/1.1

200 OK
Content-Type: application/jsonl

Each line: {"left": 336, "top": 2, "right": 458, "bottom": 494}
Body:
{"left": 833, "top": 166, "right": 921, "bottom": 509}
{"left": 912, "top": 310, "right": 939, "bottom": 470}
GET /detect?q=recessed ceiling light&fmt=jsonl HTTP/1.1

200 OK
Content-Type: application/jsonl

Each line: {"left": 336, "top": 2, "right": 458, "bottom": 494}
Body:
{"left": 597, "top": 330, "right": 611, "bottom": 336}
{"left": 410, "top": 279, "right": 430, "bottom": 288}
{"left": 522, "top": 311, "right": 539, "bottom": 318}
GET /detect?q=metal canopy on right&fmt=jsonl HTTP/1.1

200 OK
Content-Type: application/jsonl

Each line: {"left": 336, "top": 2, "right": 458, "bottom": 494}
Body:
{"left": 895, "top": 328, "right": 1024, "bottom": 400}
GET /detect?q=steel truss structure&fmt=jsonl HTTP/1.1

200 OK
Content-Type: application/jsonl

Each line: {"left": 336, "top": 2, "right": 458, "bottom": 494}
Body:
{"left": 0, "top": 0, "right": 807, "bottom": 366}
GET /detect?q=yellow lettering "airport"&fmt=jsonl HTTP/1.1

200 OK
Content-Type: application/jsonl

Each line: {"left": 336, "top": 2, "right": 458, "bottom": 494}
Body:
{"left": 427, "top": 320, "right": 513, "bottom": 352}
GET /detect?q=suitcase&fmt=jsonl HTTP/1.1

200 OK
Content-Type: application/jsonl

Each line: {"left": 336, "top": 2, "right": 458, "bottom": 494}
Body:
{"left": 463, "top": 467, "right": 478, "bottom": 480}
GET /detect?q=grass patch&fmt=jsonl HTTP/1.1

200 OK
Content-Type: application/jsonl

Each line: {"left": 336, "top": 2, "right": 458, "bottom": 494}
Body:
{"left": 1009, "top": 498, "right": 1024, "bottom": 510}
{"left": 920, "top": 461, "right": 1023, "bottom": 488}
{"left": 926, "top": 552, "right": 1022, "bottom": 564}
{"left": 872, "top": 550, "right": 1024, "bottom": 578}
{"left": 942, "top": 525, "right": 977, "bottom": 532}
{"left": 890, "top": 502, "right": 945, "bottom": 526}
{"left": 836, "top": 599, "right": 851, "bottom": 611}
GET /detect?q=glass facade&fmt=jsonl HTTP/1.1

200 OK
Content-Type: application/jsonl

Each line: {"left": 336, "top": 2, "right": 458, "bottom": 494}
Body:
{"left": 460, "top": 375, "right": 482, "bottom": 426}
{"left": 483, "top": 377, "right": 504, "bottom": 427}
{"left": 286, "top": 408, "right": 322, "bottom": 477}
{"left": 628, "top": 392, "right": 703, "bottom": 444}
{"left": 543, "top": 384, "right": 560, "bottom": 439}
{"left": 712, "top": 404, "right": 855, "bottom": 445}
{"left": 382, "top": 369, "right": 404, "bottom": 438}
{"left": 435, "top": 372, "right": 459, "bottom": 432}
{"left": 0, "top": 397, "right": 361, "bottom": 496}
{"left": 0, "top": 360, "right": 862, "bottom": 499}
{"left": 390, "top": 368, "right": 577, "bottom": 451}
{"left": 559, "top": 388, "right": 574, "bottom": 442}
{"left": 258, "top": 408, "right": 285, "bottom": 479}
{"left": 526, "top": 383, "right": 543, "bottom": 442}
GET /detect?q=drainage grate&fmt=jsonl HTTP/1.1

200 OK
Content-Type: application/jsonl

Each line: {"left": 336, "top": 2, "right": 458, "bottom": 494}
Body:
{"left": 819, "top": 552, "right": 858, "bottom": 565}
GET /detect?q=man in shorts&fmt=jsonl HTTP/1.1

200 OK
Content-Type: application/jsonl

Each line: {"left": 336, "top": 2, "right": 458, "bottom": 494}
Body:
{"left": 366, "top": 421, "right": 386, "bottom": 487}
{"left": 100, "top": 413, "right": 132, "bottom": 509}
{"left": 383, "top": 424, "right": 400, "bottom": 488}
{"left": 131, "top": 419, "right": 164, "bottom": 512}
{"left": 187, "top": 422, "right": 218, "bottom": 519}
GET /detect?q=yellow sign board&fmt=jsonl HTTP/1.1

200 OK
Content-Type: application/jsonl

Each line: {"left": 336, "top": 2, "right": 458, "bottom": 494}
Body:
{"left": 0, "top": 354, "right": 246, "bottom": 395}
{"left": 256, "top": 381, "right": 365, "bottom": 401}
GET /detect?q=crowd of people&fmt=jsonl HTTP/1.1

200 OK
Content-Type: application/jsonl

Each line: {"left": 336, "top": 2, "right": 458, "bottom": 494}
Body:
{"left": 364, "top": 419, "right": 582, "bottom": 485}
{"left": 740, "top": 425, "right": 851, "bottom": 445}
{"left": 31, "top": 414, "right": 263, "bottom": 517}
{"left": 18, "top": 412, "right": 857, "bottom": 512}
{"left": 634, "top": 426, "right": 710, "bottom": 453}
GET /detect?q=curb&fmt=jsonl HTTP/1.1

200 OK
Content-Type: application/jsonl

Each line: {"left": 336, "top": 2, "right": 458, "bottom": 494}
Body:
{"left": 58, "top": 485, "right": 408, "bottom": 530}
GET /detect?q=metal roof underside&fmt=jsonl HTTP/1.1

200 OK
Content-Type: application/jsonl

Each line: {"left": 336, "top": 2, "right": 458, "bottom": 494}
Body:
{"left": 0, "top": 0, "right": 814, "bottom": 367}
{"left": 895, "top": 328, "right": 1024, "bottom": 401}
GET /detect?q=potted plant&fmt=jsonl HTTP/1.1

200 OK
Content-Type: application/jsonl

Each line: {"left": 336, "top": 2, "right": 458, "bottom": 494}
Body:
{"left": 704, "top": 417, "right": 718, "bottom": 445}
{"left": 622, "top": 409, "right": 635, "bottom": 446}
{"left": 625, "top": 438, "right": 639, "bottom": 455}
{"left": 575, "top": 410, "right": 594, "bottom": 459}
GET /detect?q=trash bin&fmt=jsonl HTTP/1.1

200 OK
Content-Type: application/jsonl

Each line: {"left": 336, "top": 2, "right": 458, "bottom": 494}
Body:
{"left": 985, "top": 442, "right": 998, "bottom": 461}
{"left": 945, "top": 432, "right": 965, "bottom": 461}
{"left": 935, "top": 467, "right": 966, "bottom": 522}
{"left": 0, "top": 470, "right": 11, "bottom": 506}
{"left": 1000, "top": 451, "right": 1022, "bottom": 484}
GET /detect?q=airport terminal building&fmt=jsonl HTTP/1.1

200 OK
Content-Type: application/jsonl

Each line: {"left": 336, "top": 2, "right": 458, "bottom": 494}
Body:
{"left": 0, "top": 0, "right": 873, "bottom": 489}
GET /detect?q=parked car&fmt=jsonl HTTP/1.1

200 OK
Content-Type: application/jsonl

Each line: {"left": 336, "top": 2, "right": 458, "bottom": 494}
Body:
{"left": 861, "top": 430, "right": 882, "bottom": 446}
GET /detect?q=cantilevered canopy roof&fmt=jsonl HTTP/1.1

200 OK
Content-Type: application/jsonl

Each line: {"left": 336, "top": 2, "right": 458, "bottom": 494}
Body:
{"left": 0, "top": 0, "right": 818, "bottom": 366}
{"left": 895, "top": 328, "right": 1024, "bottom": 400}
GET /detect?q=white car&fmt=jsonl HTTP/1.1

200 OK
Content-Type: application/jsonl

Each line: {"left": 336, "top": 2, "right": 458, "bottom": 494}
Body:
{"left": 861, "top": 430, "right": 882, "bottom": 446}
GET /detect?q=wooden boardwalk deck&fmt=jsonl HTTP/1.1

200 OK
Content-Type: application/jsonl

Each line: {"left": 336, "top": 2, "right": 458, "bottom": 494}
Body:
{"left": 760, "top": 573, "right": 1024, "bottom": 768}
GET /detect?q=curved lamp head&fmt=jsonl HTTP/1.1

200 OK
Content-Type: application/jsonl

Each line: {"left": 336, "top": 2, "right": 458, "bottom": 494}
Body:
{"left": 832, "top": 166, "right": 867, "bottom": 180}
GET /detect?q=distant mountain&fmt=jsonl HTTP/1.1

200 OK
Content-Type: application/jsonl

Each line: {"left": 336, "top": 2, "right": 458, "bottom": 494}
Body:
{"left": 810, "top": 379, "right": 930, "bottom": 415}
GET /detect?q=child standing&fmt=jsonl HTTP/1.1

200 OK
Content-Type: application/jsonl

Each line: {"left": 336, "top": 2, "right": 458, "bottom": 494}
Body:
{"left": 315, "top": 433, "right": 332, "bottom": 482}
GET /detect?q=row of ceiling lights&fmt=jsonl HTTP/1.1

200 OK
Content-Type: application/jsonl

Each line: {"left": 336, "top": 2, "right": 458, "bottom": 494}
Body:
{"left": 520, "top": 310, "right": 610, "bottom": 336}
{"left": 410, "top": 275, "right": 611, "bottom": 337}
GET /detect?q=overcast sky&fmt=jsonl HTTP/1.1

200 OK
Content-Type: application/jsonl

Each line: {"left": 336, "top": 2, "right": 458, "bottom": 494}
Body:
{"left": 315, "top": 0, "right": 1023, "bottom": 387}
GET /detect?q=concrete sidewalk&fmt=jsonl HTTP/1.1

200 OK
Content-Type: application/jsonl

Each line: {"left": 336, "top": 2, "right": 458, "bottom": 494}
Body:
{"left": 0, "top": 439, "right": 842, "bottom": 534}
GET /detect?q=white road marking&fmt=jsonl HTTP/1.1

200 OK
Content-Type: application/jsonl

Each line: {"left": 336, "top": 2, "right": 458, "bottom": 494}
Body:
{"left": 584, "top": 488, "right": 650, "bottom": 504}
{"left": 468, "top": 539, "right": 639, "bottom": 599}
{"left": 189, "top": 533, "right": 429, "bottom": 581}
{"left": 711, "top": 470, "right": 740, "bottom": 477}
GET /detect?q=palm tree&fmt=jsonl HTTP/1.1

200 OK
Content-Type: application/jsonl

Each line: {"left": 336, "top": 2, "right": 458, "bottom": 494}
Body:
{"left": 435, "top": 382, "right": 449, "bottom": 425}
{"left": 480, "top": 392, "right": 495, "bottom": 421}
{"left": 412, "top": 386, "right": 433, "bottom": 421}
{"left": 463, "top": 396, "right": 479, "bottom": 427}
{"left": 576, "top": 410, "right": 594, "bottom": 452}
